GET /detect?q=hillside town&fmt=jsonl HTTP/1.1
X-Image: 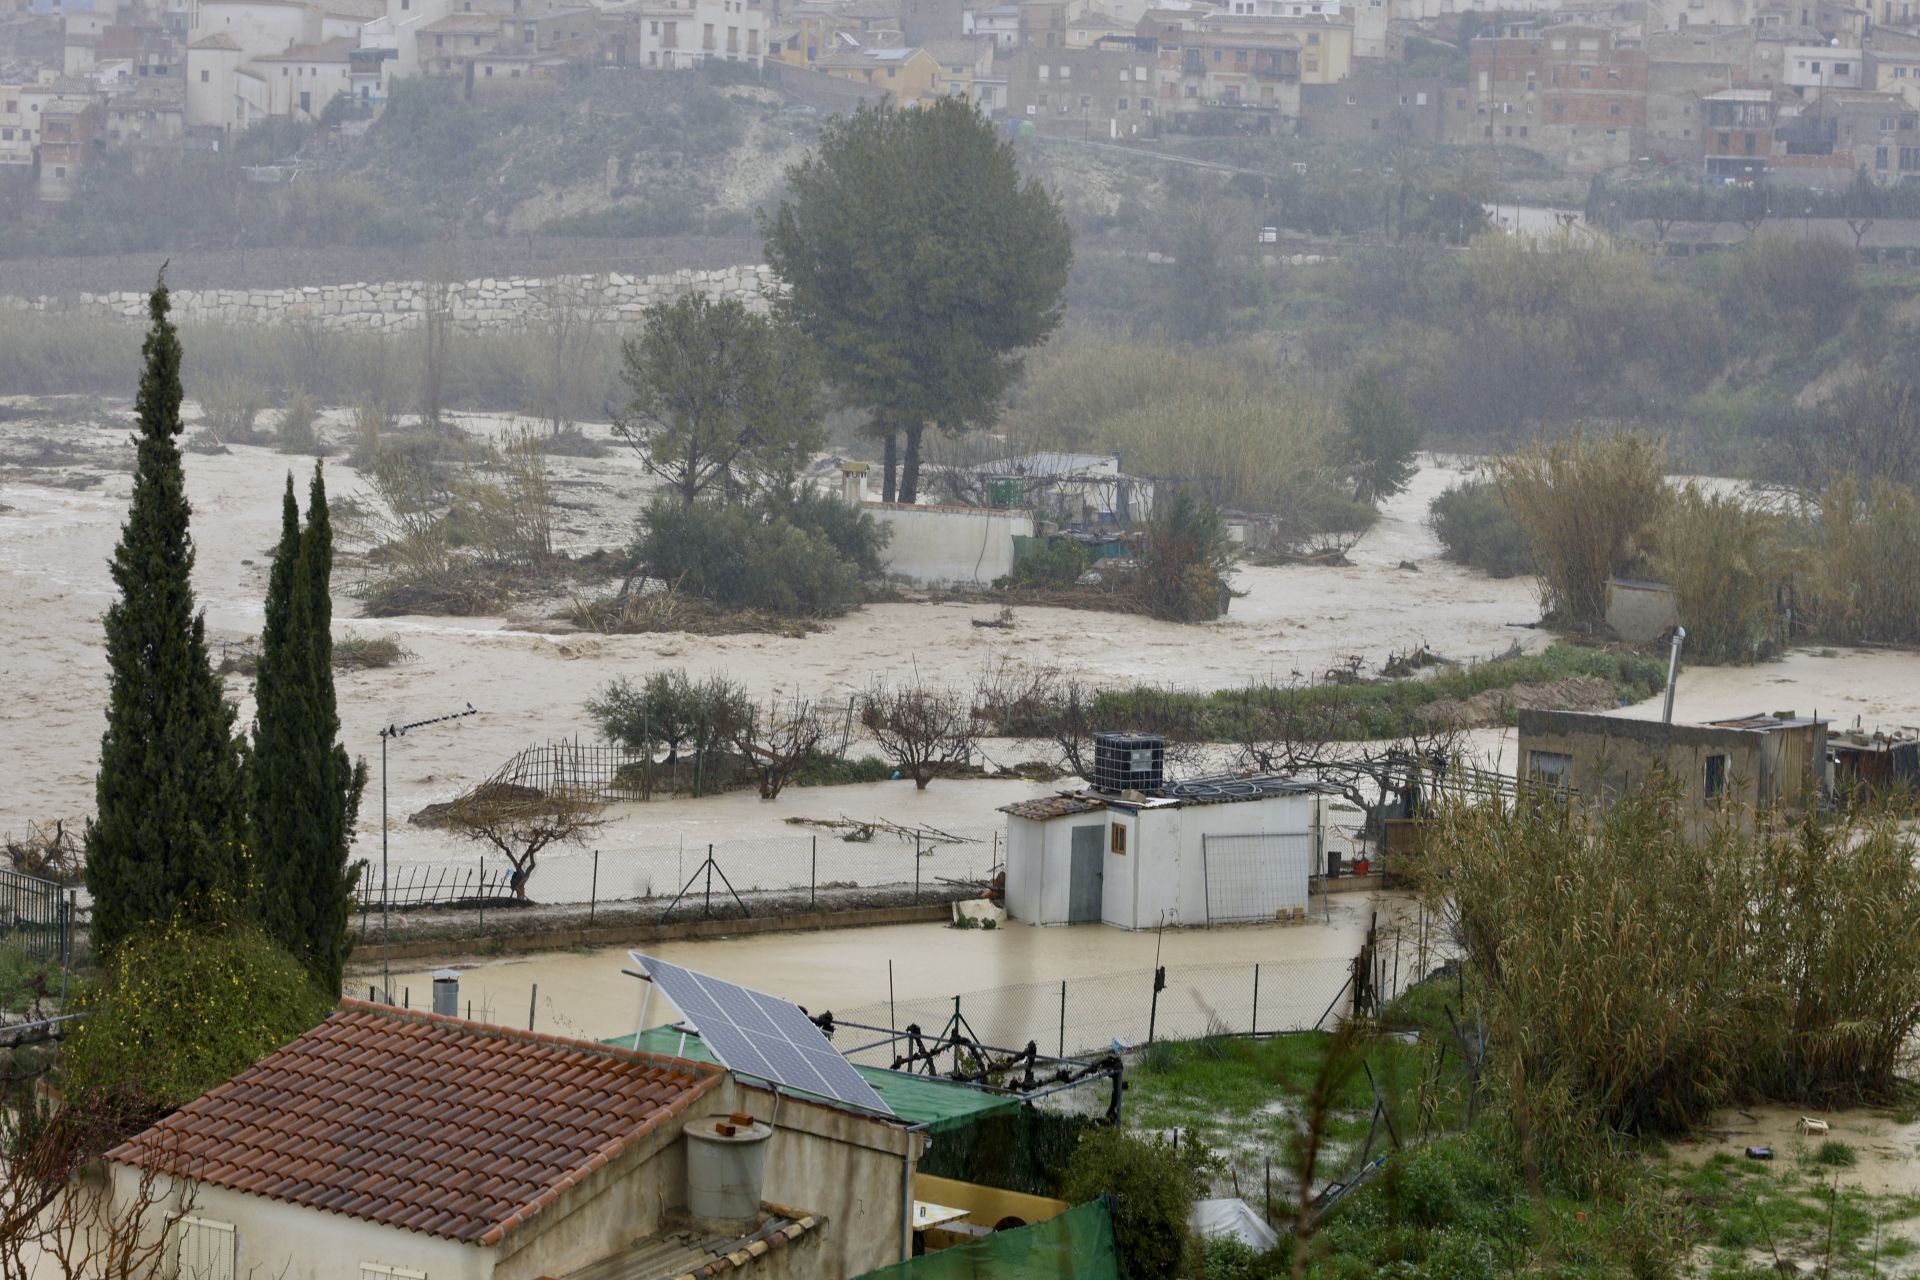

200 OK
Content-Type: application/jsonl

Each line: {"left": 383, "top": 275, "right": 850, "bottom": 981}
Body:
{"left": 13, "top": 0, "right": 1920, "bottom": 198}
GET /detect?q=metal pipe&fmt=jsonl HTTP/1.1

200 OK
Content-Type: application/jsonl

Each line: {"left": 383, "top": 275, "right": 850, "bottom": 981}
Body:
{"left": 899, "top": 1121, "right": 932, "bottom": 1263}
{"left": 1662, "top": 626, "right": 1688, "bottom": 724}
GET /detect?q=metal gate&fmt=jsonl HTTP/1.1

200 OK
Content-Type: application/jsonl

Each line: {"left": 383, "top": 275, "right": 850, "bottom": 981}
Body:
{"left": 1068, "top": 825, "right": 1104, "bottom": 923}
{"left": 1201, "top": 832, "right": 1313, "bottom": 925}
{"left": 0, "top": 867, "right": 71, "bottom": 967}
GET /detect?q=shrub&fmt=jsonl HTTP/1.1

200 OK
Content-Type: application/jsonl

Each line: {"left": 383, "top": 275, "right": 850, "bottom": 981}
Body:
{"left": 765, "top": 487, "right": 889, "bottom": 578}
{"left": 1651, "top": 483, "right": 1783, "bottom": 664}
{"left": 631, "top": 496, "right": 862, "bottom": 617}
{"left": 1139, "top": 489, "right": 1234, "bottom": 623}
{"left": 63, "top": 921, "right": 335, "bottom": 1108}
{"left": 194, "top": 375, "right": 269, "bottom": 445}
{"left": 1428, "top": 478, "right": 1533, "bottom": 578}
{"left": 1802, "top": 475, "right": 1920, "bottom": 646}
{"left": 999, "top": 537, "right": 1090, "bottom": 589}
{"left": 1498, "top": 430, "right": 1667, "bottom": 630}
{"left": 1060, "top": 1128, "right": 1200, "bottom": 1280}
{"left": 332, "top": 629, "right": 411, "bottom": 670}
{"left": 275, "top": 393, "right": 324, "bottom": 455}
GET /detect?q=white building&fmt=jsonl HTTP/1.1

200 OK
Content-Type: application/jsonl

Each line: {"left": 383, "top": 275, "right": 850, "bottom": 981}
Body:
{"left": 837, "top": 462, "right": 1033, "bottom": 588}
{"left": 1002, "top": 758, "right": 1338, "bottom": 930}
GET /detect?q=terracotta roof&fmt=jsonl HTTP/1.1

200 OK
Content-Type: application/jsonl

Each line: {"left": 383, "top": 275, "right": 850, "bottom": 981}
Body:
{"left": 106, "top": 1001, "right": 726, "bottom": 1246}
{"left": 559, "top": 1206, "right": 821, "bottom": 1280}
{"left": 188, "top": 31, "right": 242, "bottom": 49}
{"left": 421, "top": 13, "right": 504, "bottom": 32}
{"left": 1000, "top": 793, "right": 1107, "bottom": 820}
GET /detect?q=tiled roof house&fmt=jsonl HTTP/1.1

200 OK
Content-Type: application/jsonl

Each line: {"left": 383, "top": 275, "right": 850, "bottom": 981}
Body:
{"left": 103, "top": 1000, "right": 914, "bottom": 1280}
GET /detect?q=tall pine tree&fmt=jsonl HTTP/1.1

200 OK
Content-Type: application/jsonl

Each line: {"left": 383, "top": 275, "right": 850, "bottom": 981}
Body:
{"left": 253, "top": 464, "right": 366, "bottom": 993}
{"left": 86, "top": 274, "right": 251, "bottom": 951}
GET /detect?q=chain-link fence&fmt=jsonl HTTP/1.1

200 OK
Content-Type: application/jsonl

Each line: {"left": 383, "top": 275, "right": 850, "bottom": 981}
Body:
{"left": 833, "top": 955, "right": 1359, "bottom": 1064}
{"left": 355, "top": 824, "right": 1003, "bottom": 918}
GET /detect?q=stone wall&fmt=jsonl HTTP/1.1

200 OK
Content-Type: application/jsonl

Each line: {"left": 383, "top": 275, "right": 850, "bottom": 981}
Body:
{"left": 0, "top": 264, "right": 778, "bottom": 332}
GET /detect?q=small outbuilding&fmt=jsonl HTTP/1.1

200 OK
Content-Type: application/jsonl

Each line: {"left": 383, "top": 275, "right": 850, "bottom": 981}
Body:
{"left": 1000, "top": 735, "right": 1336, "bottom": 930}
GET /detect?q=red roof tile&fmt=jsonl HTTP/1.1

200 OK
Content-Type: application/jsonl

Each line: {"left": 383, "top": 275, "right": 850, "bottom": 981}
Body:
{"left": 106, "top": 1001, "right": 725, "bottom": 1246}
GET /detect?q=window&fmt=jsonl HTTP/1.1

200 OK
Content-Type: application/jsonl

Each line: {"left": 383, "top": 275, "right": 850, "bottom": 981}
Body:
{"left": 1704, "top": 754, "right": 1728, "bottom": 800}
{"left": 1038, "top": 63, "right": 1048, "bottom": 78}
{"left": 1306, "top": 31, "right": 1319, "bottom": 43}
{"left": 53, "top": 165, "right": 64, "bottom": 177}
{"left": 1415, "top": 91, "right": 1427, "bottom": 104}
{"left": 1608, "top": 103, "right": 1621, "bottom": 115}
{"left": 1903, "top": 144, "right": 1920, "bottom": 168}
{"left": 362, "top": 1266, "right": 427, "bottom": 1280}
{"left": 168, "top": 1217, "right": 236, "bottom": 1280}
{"left": 1109, "top": 823, "right": 1127, "bottom": 854}
{"left": 1835, "top": 61, "right": 1850, "bottom": 75}
{"left": 1527, "top": 750, "right": 1573, "bottom": 793}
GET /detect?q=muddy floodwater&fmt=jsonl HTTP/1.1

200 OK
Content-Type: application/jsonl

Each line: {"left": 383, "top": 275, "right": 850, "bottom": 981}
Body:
{"left": 373, "top": 890, "right": 1420, "bottom": 1048}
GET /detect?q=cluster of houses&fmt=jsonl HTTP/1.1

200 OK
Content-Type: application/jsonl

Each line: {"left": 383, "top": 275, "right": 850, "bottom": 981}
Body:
{"left": 10, "top": 0, "right": 1920, "bottom": 203}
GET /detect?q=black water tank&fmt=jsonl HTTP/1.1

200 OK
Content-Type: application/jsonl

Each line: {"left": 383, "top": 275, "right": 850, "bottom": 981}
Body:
{"left": 1092, "top": 732, "right": 1165, "bottom": 795}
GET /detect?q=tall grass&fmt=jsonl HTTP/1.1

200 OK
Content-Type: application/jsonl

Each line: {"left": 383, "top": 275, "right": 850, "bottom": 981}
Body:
{"left": 0, "top": 310, "right": 624, "bottom": 418}
{"left": 1802, "top": 474, "right": 1920, "bottom": 645}
{"left": 1651, "top": 482, "right": 1783, "bottom": 663}
{"left": 1414, "top": 786, "right": 1920, "bottom": 1183}
{"left": 1498, "top": 429, "right": 1668, "bottom": 631}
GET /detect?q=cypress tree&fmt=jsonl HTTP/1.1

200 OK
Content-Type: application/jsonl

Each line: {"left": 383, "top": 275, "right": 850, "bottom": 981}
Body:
{"left": 253, "top": 464, "right": 366, "bottom": 993}
{"left": 86, "top": 275, "right": 250, "bottom": 952}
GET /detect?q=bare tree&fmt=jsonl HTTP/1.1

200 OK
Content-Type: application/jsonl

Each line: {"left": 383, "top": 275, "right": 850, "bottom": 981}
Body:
{"left": 441, "top": 782, "right": 606, "bottom": 899}
{"left": 528, "top": 277, "right": 599, "bottom": 437}
{"left": 417, "top": 275, "right": 454, "bottom": 431}
{"left": 731, "top": 696, "right": 826, "bottom": 799}
{"left": 859, "top": 678, "right": 977, "bottom": 790}
{"left": 1, "top": 1084, "right": 187, "bottom": 1280}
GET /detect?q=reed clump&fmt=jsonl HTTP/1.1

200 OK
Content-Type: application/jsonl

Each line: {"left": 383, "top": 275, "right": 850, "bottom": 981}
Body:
{"left": 1414, "top": 784, "right": 1920, "bottom": 1184}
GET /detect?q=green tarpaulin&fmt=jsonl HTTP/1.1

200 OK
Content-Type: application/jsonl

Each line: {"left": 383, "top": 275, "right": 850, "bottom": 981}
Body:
{"left": 854, "top": 1200, "right": 1121, "bottom": 1280}
{"left": 604, "top": 1026, "right": 1022, "bottom": 1136}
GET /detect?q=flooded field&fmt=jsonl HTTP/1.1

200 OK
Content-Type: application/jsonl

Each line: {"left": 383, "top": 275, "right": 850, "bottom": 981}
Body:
{"left": 375, "top": 890, "right": 1418, "bottom": 1049}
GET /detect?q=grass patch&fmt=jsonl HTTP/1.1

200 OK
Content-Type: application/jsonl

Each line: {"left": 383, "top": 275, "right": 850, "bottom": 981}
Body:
{"left": 788, "top": 754, "right": 894, "bottom": 787}
{"left": 986, "top": 643, "right": 1668, "bottom": 744}
{"left": 333, "top": 629, "right": 412, "bottom": 670}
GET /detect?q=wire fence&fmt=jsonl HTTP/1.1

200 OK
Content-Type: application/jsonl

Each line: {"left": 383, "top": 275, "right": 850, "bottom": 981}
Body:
{"left": 835, "top": 956, "right": 1360, "bottom": 1064}
{"left": 0, "top": 867, "right": 74, "bottom": 969}
{"left": 354, "top": 825, "right": 1004, "bottom": 918}
{"left": 831, "top": 913, "right": 1458, "bottom": 1066}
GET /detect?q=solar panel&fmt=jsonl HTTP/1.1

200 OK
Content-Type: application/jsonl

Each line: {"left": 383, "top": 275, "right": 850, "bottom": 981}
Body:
{"left": 630, "top": 953, "right": 895, "bottom": 1117}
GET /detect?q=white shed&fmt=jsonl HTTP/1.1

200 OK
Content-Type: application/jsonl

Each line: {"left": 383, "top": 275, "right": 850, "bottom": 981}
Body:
{"left": 1000, "top": 778, "right": 1334, "bottom": 930}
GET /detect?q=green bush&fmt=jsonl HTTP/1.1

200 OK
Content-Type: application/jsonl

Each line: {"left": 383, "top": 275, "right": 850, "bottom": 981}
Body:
{"left": 1060, "top": 1128, "right": 1200, "bottom": 1280}
{"left": 63, "top": 921, "right": 335, "bottom": 1107}
{"left": 631, "top": 496, "right": 863, "bottom": 617}
{"left": 1428, "top": 479, "right": 1534, "bottom": 578}
{"left": 999, "top": 537, "right": 1091, "bottom": 589}
{"left": 1140, "top": 489, "right": 1234, "bottom": 623}
{"left": 765, "top": 488, "right": 890, "bottom": 579}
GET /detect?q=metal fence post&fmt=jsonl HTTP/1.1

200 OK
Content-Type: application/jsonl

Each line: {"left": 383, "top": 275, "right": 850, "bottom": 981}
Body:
{"left": 1252, "top": 962, "right": 1261, "bottom": 1036}
{"left": 1148, "top": 965, "right": 1166, "bottom": 1044}
{"left": 811, "top": 836, "right": 817, "bottom": 910}
{"left": 589, "top": 849, "right": 600, "bottom": 926}
{"left": 914, "top": 833, "right": 921, "bottom": 904}
{"left": 1059, "top": 980, "right": 1067, "bottom": 1058}
{"left": 478, "top": 855, "right": 486, "bottom": 930}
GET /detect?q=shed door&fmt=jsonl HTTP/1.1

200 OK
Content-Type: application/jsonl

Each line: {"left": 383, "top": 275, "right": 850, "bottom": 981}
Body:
{"left": 1068, "top": 824, "right": 1104, "bottom": 923}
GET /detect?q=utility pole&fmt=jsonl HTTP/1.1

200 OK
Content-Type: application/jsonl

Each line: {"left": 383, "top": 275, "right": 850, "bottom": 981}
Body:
{"left": 380, "top": 703, "right": 479, "bottom": 1002}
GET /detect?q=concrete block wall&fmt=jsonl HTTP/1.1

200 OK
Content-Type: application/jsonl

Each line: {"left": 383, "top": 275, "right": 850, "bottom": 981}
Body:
{"left": 0, "top": 264, "right": 779, "bottom": 332}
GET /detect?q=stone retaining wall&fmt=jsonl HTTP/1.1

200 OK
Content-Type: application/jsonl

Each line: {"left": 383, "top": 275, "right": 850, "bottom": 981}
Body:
{"left": 0, "top": 263, "right": 778, "bottom": 332}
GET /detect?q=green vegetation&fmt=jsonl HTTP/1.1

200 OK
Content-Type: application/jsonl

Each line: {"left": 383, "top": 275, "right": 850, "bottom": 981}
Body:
{"left": 1138, "top": 489, "right": 1235, "bottom": 624}
{"left": 250, "top": 467, "right": 367, "bottom": 995}
{"left": 1427, "top": 478, "right": 1533, "bottom": 578}
{"left": 767, "top": 99, "right": 1072, "bottom": 503}
{"left": 1061, "top": 1129, "right": 1202, "bottom": 1280}
{"left": 997, "top": 537, "right": 1090, "bottom": 590}
{"left": 1498, "top": 429, "right": 1668, "bottom": 631}
{"left": 978, "top": 643, "right": 1666, "bottom": 744}
{"left": 331, "top": 630, "right": 412, "bottom": 671}
{"left": 615, "top": 293, "right": 824, "bottom": 504}
{"left": 628, "top": 495, "right": 867, "bottom": 617}
{"left": 1340, "top": 367, "right": 1421, "bottom": 505}
{"left": 62, "top": 921, "right": 335, "bottom": 1109}
{"left": 85, "top": 278, "right": 252, "bottom": 953}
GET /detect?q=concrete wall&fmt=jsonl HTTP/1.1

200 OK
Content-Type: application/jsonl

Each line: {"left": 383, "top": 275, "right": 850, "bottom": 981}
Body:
{"left": 1102, "top": 793, "right": 1317, "bottom": 930}
{"left": 0, "top": 263, "right": 778, "bottom": 332}
{"left": 867, "top": 502, "right": 1031, "bottom": 588}
{"left": 108, "top": 1166, "right": 494, "bottom": 1280}
{"left": 1004, "top": 811, "right": 1108, "bottom": 925}
{"left": 729, "top": 1079, "right": 923, "bottom": 1277}
{"left": 1605, "top": 577, "right": 1679, "bottom": 644}
{"left": 1516, "top": 708, "right": 1830, "bottom": 833}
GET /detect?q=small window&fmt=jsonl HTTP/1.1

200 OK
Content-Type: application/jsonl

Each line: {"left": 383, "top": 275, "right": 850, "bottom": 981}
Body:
{"left": 1109, "top": 823, "right": 1127, "bottom": 855}
{"left": 1705, "top": 754, "right": 1728, "bottom": 800}
{"left": 200, "top": 69, "right": 209, "bottom": 81}
{"left": 1527, "top": 750, "right": 1573, "bottom": 793}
